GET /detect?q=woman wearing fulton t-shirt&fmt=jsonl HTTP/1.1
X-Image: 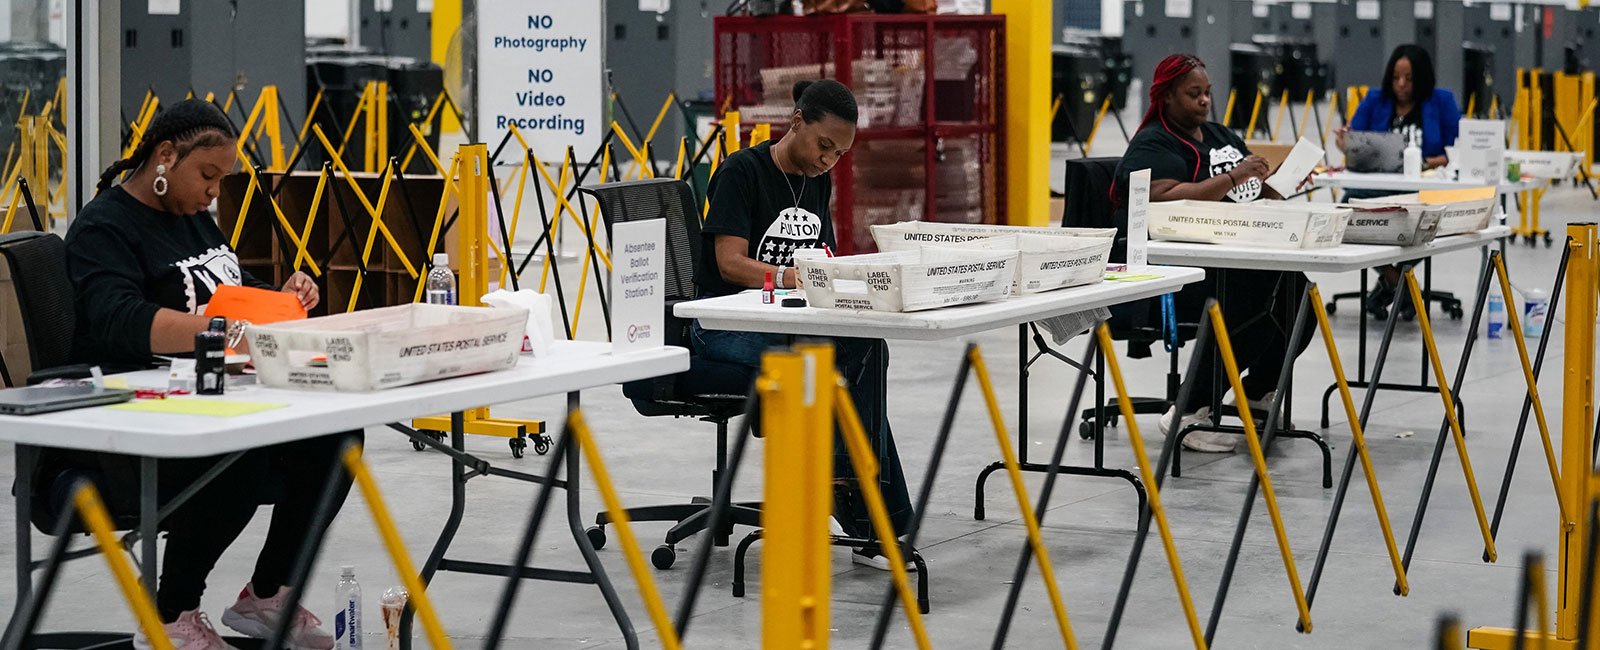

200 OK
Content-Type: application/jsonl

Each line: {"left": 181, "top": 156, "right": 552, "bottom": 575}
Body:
{"left": 690, "top": 80, "right": 914, "bottom": 570}
{"left": 1111, "top": 54, "right": 1315, "bottom": 454}
{"left": 48, "top": 99, "right": 353, "bottom": 649}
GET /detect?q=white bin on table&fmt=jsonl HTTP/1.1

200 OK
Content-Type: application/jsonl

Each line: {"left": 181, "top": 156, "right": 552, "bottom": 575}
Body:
{"left": 1352, "top": 187, "right": 1496, "bottom": 236}
{"left": 1338, "top": 203, "right": 1444, "bottom": 246}
{"left": 869, "top": 222, "right": 1115, "bottom": 293}
{"left": 248, "top": 303, "right": 528, "bottom": 392}
{"left": 1145, "top": 200, "right": 1351, "bottom": 249}
{"left": 1506, "top": 150, "right": 1584, "bottom": 179}
{"left": 796, "top": 247, "right": 1019, "bottom": 312}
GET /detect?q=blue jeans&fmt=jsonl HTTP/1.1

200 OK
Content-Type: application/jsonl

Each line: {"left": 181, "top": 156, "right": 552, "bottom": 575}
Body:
{"left": 690, "top": 320, "right": 914, "bottom": 540}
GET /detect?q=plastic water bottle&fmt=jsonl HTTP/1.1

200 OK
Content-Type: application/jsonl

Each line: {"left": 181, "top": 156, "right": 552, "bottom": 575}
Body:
{"left": 1403, "top": 130, "right": 1423, "bottom": 178}
{"left": 1524, "top": 288, "right": 1549, "bottom": 339}
{"left": 334, "top": 566, "right": 363, "bottom": 650}
{"left": 424, "top": 253, "right": 456, "bottom": 305}
{"left": 1487, "top": 290, "right": 1507, "bottom": 339}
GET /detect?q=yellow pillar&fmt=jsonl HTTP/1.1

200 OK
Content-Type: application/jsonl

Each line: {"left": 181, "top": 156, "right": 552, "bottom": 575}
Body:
{"left": 994, "top": 0, "right": 1050, "bottom": 227}
{"left": 457, "top": 144, "right": 489, "bottom": 307}
{"left": 762, "top": 344, "right": 835, "bottom": 649}
{"left": 432, "top": 0, "right": 463, "bottom": 133}
{"left": 1559, "top": 223, "right": 1597, "bottom": 637}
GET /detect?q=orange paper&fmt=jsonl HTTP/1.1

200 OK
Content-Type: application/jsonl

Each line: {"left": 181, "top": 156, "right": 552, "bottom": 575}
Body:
{"left": 204, "top": 285, "right": 307, "bottom": 324}
{"left": 1418, "top": 186, "right": 1496, "bottom": 204}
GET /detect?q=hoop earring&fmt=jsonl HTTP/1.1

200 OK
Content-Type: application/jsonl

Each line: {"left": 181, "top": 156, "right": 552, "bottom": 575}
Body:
{"left": 153, "top": 163, "right": 168, "bottom": 197}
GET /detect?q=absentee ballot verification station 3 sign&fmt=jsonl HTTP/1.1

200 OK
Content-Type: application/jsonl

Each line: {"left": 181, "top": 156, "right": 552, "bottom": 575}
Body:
{"left": 610, "top": 218, "right": 665, "bottom": 354}
{"left": 477, "top": 1, "right": 605, "bottom": 161}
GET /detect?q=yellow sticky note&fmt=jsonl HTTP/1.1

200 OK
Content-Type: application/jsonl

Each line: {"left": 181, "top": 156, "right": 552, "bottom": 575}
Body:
{"left": 1105, "top": 273, "right": 1163, "bottom": 282}
{"left": 103, "top": 378, "right": 130, "bottom": 389}
{"left": 107, "top": 399, "right": 287, "bottom": 417}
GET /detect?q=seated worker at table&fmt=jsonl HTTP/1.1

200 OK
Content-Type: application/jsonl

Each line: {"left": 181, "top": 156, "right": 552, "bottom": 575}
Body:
{"left": 1335, "top": 44, "right": 1461, "bottom": 319}
{"left": 51, "top": 99, "right": 353, "bottom": 650}
{"left": 1112, "top": 53, "right": 1315, "bottom": 453}
{"left": 690, "top": 79, "right": 914, "bottom": 570}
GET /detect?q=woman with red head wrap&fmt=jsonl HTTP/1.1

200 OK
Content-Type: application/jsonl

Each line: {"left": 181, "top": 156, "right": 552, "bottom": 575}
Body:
{"left": 1109, "top": 54, "right": 1315, "bottom": 454}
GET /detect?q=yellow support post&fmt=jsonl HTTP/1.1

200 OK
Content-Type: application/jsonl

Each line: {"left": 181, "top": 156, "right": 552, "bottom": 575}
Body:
{"left": 971, "top": 347, "right": 1079, "bottom": 648}
{"left": 1403, "top": 268, "right": 1497, "bottom": 563}
{"left": 1308, "top": 286, "right": 1408, "bottom": 594}
{"left": 1208, "top": 303, "right": 1313, "bottom": 633}
{"left": 1469, "top": 223, "right": 1598, "bottom": 650}
{"left": 1298, "top": 90, "right": 1315, "bottom": 140}
{"left": 750, "top": 123, "right": 772, "bottom": 147}
{"left": 833, "top": 383, "right": 932, "bottom": 650}
{"left": 994, "top": 0, "right": 1049, "bottom": 226}
{"left": 1246, "top": 90, "right": 1264, "bottom": 141}
{"left": 1272, "top": 88, "right": 1290, "bottom": 141}
{"left": 1084, "top": 96, "right": 1112, "bottom": 153}
{"left": 1222, "top": 89, "right": 1236, "bottom": 128}
{"left": 1467, "top": 94, "right": 1477, "bottom": 119}
{"left": 72, "top": 484, "right": 174, "bottom": 650}
{"left": 723, "top": 111, "right": 741, "bottom": 156}
{"left": 761, "top": 344, "right": 834, "bottom": 649}
{"left": 1096, "top": 325, "right": 1208, "bottom": 649}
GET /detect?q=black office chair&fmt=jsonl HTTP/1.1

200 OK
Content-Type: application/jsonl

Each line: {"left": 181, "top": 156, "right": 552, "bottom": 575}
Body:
{"left": 0, "top": 232, "right": 90, "bottom": 388}
{"left": 1060, "top": 158, "right": 1195, "bottom": 437}
{"left": 579, "top": 178, "right": 762, "bottom": 570}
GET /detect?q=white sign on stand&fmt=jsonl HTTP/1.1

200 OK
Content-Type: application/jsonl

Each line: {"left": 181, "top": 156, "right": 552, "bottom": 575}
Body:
{"left": 1458, "top": 119, "right": 1507, "bottom": 186}
{"left": 477, "top": 1, "right": 605, "bottom": 161}
{"left": 610, "top": 219, "right": 666, "bottom": 354}
{"left": 1127, "top": 169, "right": 1150, "bottom": 271}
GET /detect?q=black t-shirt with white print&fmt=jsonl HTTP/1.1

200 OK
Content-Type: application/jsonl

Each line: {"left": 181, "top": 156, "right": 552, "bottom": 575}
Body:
{"left": 696, "top": 140, "right": 835, "bottom": 298}
{"left": 1115, "top": 121, "right": 1262, "bottom": 206}
{"left": 65, "top": 185, "right": 274, "bottom": 368}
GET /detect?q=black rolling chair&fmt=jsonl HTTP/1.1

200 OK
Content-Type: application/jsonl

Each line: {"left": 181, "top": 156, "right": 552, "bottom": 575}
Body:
{"left": 0, "top": 232, "right": 91, "bottom": 388}
{"left": 1059, "top": 158, "right": 1195, "bottom": 437}
{"left": 579, "top": 178, "right": 762, "bottom": 570}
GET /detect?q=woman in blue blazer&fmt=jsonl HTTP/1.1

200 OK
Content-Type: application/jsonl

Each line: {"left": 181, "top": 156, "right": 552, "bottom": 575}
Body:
{"left": 1335, "top": 44, "right": 1462, "bottom": 318}
{"left": 1338, "top": 44, "right": 1461, "bottom": 170}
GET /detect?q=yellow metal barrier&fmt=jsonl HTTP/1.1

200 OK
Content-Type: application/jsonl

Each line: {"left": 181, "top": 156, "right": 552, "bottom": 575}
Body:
{"left": 761, "top": 344, "right": 834, "bottom": 649}
{"left": 1272, "top": 89, "right": 1290, "bottom": 142}
{"left": 1245, "top": 90, "right": 1264, "bottom": 140}
{"left": 1403, "top": 268, "right": 1497, "bottom": 563}
{"left": 1208, "top": 302, "right": 1313, "bottom": 632}
{"left": 73, "top": 484, "right": 175, "bottom": 650}
{"left": 1491, "top": 253, "right": 1568, "bottom": 525}
{"left": 1085, "top": 96, "right": 1112, "bottom": 152}
{"left": 970, "top": 347, "right": 1079, "bottom": 648}
{"left": 341, "top": 446, "right": 451, "bottom": 649}
{"left": 1308, "top": 285, "right": 1408, "bottom": 594}
{"left": 1223, "top": 89, "right": 1236, "bottom": 128}
{"left": 1096, "top": 325, "right": 1208, "bottom": 649}
{"left": 310, "top": 124, "right": 418, "bottom": 278}
{"left": 1469, "top": 224, "right": 1598, "bottom": 649}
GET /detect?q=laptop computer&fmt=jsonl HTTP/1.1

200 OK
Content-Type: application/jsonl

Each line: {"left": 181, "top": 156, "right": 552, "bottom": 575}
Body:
{"left": 1344, "top": 131, "right": 1406, "bottom": 173}
{"left": 0, "top": 384, "right": 135, "bottom": 415}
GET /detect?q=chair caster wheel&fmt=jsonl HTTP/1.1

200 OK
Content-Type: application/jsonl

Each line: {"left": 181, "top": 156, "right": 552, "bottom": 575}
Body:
{"left": 509, "top": 437, "right": 526, "bottom": 459}
{"left": 652, "top": 544, "right": 677, "bottom": 569}
{"left": 585, "top": 526, "right": 607, "bottom": 550}
{"left": 411, "top": 430, "right": 443, "bottom": 451}
{"left": 1078, "top": 420, "right": 1094, "bottom": 440}
{"left": 1324, "top": 302, "right": 1337, "bottom": 315}
{"left": 533, "top": 434, "right": 551, "bottom": 455}
{"left": 1449, "top": 306, "right": 1464, "bottom": 321}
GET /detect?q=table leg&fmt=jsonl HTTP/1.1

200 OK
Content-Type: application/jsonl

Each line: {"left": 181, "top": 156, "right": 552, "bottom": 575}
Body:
{"left": 564, "top": 391, "right": 640, "bottom": 650}
{"left": 14, "top": 445, "right": 34, "bottom": 607}
{"left": 140, "top": 457, "right": 158, "bottom": 595}
{"left": 399, "top": 411, "right": 468, "bottom": 650}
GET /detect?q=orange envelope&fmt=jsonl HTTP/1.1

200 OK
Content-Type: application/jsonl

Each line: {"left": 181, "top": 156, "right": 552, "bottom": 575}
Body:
{"left": 204, "top": 285, "right": 307, "bottom": 324}
{"left": 1417, "top": 186, "right": 1496, "bottom": 204}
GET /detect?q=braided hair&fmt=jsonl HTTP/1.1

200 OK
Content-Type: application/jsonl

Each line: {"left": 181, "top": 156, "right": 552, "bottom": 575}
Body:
{"left": 97, "top": 98, "right": 236, "bottom": 193}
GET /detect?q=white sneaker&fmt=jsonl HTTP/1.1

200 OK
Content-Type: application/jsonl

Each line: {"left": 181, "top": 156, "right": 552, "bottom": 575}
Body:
{"left": 852, "top": 547, "right": 919, "bottom": 572}
{"left": 220, "top": 584, "right": 335, "bottom": 650}
{"left": 1159, "top": 406, "right": 1236, "bottom": 453}
{"left": 133, "top": 610, "right": 239, "bottom": 650}
{"left": 1228, "top": 390, "right": 1296, "bottom": 431}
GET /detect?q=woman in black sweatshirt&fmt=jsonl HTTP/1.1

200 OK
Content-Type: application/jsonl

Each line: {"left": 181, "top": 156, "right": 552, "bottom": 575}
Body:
{"left": 59, "top": 99, "right": 353, "bottom": 650}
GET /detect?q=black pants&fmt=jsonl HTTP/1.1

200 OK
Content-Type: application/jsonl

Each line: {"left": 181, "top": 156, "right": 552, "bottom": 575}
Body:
{"left": 1177, "top": 269, "right": 1315, "bottom": 404}
{"left": 690, "top": 322, "right": 915, "bottom": 540}
{"left": 150, "top": 430, "right": 362, "bottom": 621}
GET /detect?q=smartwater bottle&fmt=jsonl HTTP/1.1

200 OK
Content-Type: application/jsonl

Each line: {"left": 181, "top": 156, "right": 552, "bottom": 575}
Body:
{"left": 334, "top": 566, "right": 362, "bottom": 650}
{"left": 424, "top": 253, "right": 456, "bottom": 305}
{"left": 1487, "top": 290, "right": 1506, "bottom": 339}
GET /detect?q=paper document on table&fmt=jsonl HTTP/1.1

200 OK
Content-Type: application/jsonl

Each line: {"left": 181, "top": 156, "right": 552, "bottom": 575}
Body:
{"left": 108, "top": 399, "right": 287, "bottom": 417}
{"left": 1266, "top": 137, "right": 1324, "bottom": 197}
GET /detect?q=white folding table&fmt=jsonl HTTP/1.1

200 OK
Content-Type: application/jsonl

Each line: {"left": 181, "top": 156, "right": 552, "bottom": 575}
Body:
{"left": 1310, "top": 171, "right": 1541, "bottom": 194}
{"left": 0, "top": 341, "right": 687, "bottom": 650}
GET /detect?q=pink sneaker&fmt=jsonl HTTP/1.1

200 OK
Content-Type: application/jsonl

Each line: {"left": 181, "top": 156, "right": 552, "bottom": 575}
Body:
{"left": 220, "top": 584, "right": 336, "bottom": 650}
{"left": 132, "top": 609, "right": 238, "bottom": 650}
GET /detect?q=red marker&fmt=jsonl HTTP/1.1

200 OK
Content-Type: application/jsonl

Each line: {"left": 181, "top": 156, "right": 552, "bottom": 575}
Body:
{"left": 822, "top": 243, "right": 834, "bottom": 258}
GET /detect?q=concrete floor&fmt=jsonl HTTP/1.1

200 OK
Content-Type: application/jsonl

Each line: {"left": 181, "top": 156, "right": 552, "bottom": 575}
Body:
{"left": 3, "top": 186, "right": 1595, "bottom": 649}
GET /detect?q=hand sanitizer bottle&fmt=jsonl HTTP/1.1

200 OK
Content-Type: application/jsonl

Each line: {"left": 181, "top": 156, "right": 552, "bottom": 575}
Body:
{"left": 1403, "top": 131, "right": 1423, "bottom": 178}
